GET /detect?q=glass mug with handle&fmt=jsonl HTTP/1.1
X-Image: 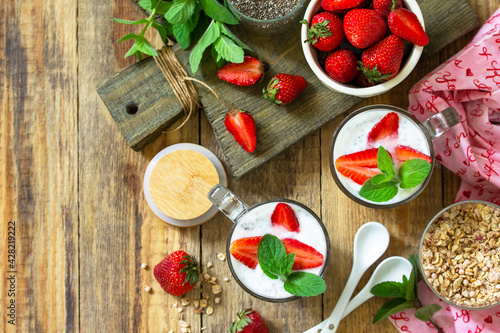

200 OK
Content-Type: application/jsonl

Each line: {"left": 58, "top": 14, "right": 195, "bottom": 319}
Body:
{"left": 330, "top": 105, "right": 460, "bottom": 209}
{"left": 207, "top": 184, "right": 331, "bottom": 302}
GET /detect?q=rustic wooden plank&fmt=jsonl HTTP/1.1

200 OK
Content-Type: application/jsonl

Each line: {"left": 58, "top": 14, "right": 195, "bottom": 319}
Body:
{"left": 200, "top": 108, "right": 325, "bottom": 331}
{"left": 0, "top": 0, "right": 79, "bottom": 332}
{"left": 78, "top": 1, "right": 201, "bottom": 332}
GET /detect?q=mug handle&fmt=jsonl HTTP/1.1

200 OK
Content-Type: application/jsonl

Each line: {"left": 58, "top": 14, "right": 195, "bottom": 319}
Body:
{"left": 207, "top": 184, "right": 249, "bottom": 224}
{"left": 420, "top": 106, "right": 460, "bottom": 140}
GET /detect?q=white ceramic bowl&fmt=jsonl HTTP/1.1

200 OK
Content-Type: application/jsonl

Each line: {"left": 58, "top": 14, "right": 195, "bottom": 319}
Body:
{"left": 301, "top": 0, "right": 425, "bottom": 98}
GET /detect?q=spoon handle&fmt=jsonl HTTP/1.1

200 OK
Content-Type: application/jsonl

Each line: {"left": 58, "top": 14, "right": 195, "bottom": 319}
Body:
{"left": 322, "top": 265, "right": 365, "bottom": 332}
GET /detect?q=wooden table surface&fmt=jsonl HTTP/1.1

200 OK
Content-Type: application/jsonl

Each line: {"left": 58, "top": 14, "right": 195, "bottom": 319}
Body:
{"left": 1, "top": 0, "right": 498, "bottom": 332}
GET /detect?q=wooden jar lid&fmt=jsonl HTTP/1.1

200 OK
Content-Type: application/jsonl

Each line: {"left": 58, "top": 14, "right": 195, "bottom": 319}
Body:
{"left": 149, "top": 149, "right": 219, "bottom": 220}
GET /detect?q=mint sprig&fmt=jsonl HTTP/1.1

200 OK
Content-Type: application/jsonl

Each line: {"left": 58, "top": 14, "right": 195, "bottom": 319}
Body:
{"left": 359, "top": 146, "right": 431, "bottom": 202}
{"left": 112, "top": 0, "right": 251, "bottom": 72}
{"left": 371, "top": 255, "right": 444, "bottom": 333}
{"left": 257, "top": 234, "right": 326, "bottom": 297}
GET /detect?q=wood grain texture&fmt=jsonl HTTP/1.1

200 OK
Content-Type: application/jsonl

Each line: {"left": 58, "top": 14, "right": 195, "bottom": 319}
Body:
{"left": 0, "top": 0, "right": 79, "bottom": 332}
{"left": 0, "top": 0, "right": 498, "bottom": 332}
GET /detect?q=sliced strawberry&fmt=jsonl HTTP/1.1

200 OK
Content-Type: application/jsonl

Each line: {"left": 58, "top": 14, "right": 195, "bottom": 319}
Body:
{"left": 395, "top": 145, "right": 432, "bottom": 163}
{"left": 367, "top": 112, "right": 399, "bottom": 144}
{"left": 230, "top": 236, "right": 263, "bottom": 269}
{"left": 271, "top": 203, "right": 300, "bottom": 232}
{"left": 335, "top": 148, "right": 381, "bottom": 185}
{"left": 388, "top": 8, "right": 429, "bottom": 46}
{"left": 217, "top": 56, "right": 264, "bottom": 86}
{"left": 224, "top": 106, "right": 257, "bottom": 153}
{"left": 281, "top": 238, "right": 324, "bottom": 270}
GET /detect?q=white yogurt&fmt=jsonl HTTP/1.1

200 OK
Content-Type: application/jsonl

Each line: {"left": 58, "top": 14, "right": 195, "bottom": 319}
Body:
{"left": 229, "top": 202, "right": 327, "bottom": 300}
{"left": 333, "top": 109, "right": 431, "bottom": 205}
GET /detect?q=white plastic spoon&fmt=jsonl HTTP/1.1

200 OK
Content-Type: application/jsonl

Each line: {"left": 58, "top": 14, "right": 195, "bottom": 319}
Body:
{"left": 304, "top": 256, "right": 413, "bottom": 333}
{"left": 321, "top": 222, "right": 390, "bottom": 333}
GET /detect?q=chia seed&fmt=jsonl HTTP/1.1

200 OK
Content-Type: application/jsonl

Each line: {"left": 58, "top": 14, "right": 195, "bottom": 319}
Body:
{"left": 230, "top": 0, "right": 302, "bottom": 21}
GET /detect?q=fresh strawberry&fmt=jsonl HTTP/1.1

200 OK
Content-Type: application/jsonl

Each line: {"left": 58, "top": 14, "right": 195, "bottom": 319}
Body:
{"left": 230, "top": 236, "right": 263, "bottom": 269}
{"left": 359, "top": 34, "right": 404, "bottom": 84}
{"left": 372, "top": 0, "right": 403, "bottom": 18}
{"left": 231, "top": 308, "right": 269, "bottom": 333}
{"left": 388, "top": 8, "right": 429, "bottom": 46}
{"left": 217, "top": 56, "right": 264, "bottom": 86}
{"left": 271, "top": 203, "right": 300, "bottom": 232}
{"left": 343, "top": 9, "right": 387, "bottom": 49}
{"left": 325, "top": 49, "right": 358, "bottom": 83}
{"left": 395, "top": 145, "right": 432, "bottom": 163}
{"left": 335, "top": 148, "right": 381, "bottom": 185}
{"left": 281, "top": 238, "right": 324, "bottom": 270}
{"left": 321, "top": 0, "right": 364, "bottom": 13}
{"left": 225, "top": 106, "right": 257, "bottom": 153}
{"left": 301, "top": 12, "right": 344, "bottom": 52}
{"left": 262, "top": 73, "right": 307, "bottom": 105}
{"left": 153, "top": 251, "right": 199, "bottom": 296}
{"left": 367, "top": 112, "right": 399, "bottom": 144}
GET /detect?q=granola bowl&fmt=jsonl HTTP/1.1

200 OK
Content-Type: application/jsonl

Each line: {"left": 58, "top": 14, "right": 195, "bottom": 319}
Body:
{"left": 419, "top": 201, "right": 500, "bottom": 310}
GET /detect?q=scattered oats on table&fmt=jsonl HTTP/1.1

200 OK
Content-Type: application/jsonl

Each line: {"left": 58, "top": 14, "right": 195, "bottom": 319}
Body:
{"left": 421, "top": 202, "right": 500, "bottom": 308}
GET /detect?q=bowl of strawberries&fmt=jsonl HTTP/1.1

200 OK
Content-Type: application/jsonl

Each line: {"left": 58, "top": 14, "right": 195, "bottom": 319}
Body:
{"left": 301, "top": 0, "right": 428, "bottom": 98}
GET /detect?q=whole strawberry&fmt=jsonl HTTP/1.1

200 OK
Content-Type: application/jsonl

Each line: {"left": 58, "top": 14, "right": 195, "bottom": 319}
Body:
{"left": 225, "top": 106, "right": 257, "bottom": 153}
{"left": 301, "top": 12, "right": 344, "bottom": 52}
{"left": 388, "top": 8, "right": 429, "bottom": 46}
{"left": 325, "top": 49, "right": 358, "bottom": 83}
{"left": 231, "top": 308, "right": 269, "bottom": 333}
{"left": 321, "top": 0, "right": 364, "bottom": 13}
{"left": 262, "top": 73, "right": 307, "bottom": 105}
{"left": 359, "top": 34, "right": 404, "bottom": 84}
{"left": 372, "top": 0, "right": 403, "bottom": 18}
{"left": 343, "top": 9, "right": 387, "bottom": 49}
{"left": 153, "top": 251, "right": 198, "bottom": 296}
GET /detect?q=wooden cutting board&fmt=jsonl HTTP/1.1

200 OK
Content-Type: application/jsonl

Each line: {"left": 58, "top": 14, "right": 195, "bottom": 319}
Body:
{"left": 97, "top": 0, "right": 479, "bottom": 178}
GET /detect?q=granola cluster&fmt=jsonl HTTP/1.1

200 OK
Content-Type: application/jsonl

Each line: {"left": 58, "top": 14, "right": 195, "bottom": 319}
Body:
{"left": 421, "top": 203, "right": 500, "bottom": 308}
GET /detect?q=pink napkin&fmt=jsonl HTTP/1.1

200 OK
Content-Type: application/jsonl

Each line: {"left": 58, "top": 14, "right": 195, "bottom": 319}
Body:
{"left": 387, "top": 9, "right": 500, "bottom": 333}
{"left": 388, "top": 281, "right": 500, "bottom": 333}
{"left": 407, "top": 8, "right": 500, "bottom": 204}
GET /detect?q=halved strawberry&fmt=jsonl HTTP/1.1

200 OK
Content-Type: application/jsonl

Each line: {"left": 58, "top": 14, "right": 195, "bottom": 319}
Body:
{"left": 395, "top": 145, "right": 432, "bottom": 163}
{"left": 217, "top": 56, "right": 264, "bottom": 86}
{"left": 367, "top": 112, "right": 399, "bottom": 144}
{"left": 281, "top": 238, "right": 324, "bottom": 270}
{"left": 230, "top": 236, "right": 263, "bottom": 269}
{"left": 225, "top": 106, "right": 257, "bottom": 153}
{"left": 335, "top": 148, "right": 381, "bottom": 185}
{"left": 271, "top": 203, "right": 300, "bottom": 232}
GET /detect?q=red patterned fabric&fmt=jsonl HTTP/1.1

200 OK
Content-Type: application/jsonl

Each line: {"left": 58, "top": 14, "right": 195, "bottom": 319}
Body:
{"left": 408, "top": 8, "right": 500, "bottom": 204}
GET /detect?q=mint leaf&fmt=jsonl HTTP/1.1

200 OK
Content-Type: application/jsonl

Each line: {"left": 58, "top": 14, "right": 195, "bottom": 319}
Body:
{"left": 399, "top": 159, "right": 431, "bottom": 189}
{"left": 284, "top": 272, "right": 326, "bottom": 297}
{"left": 211, "top": 46, "right": 226, "bottom": 68}
{"left": 117, "top": 33, "right": 140, "bottom": 43}
{"left": 135, "top": 36, "right": 158, "bottom": 56}
{"left": 165, "top": 0, "right": 196, "bottom": 25}
{"left": 189, "top": 20, "right": 220, "bottom": 73}
{"left": 406, "top": 268, "right": 417, "bottom": 301}
{"left": 173, "top": 23, "right": 192, "bottom": 49}
{"left": 218, "top": 22, "right": 252, "bottom": 51}
{"left": 281, "top": 252, "right": 295, "bottom": 277}
{"left": 257, "top": 234, "right": 288, "bottom": 280}
{"left": 371, "top": 281, "right": 407, "bottom": 298}
{"left": 372, "top": 299, "right": 415, "bottom": 324}
{"left": 151, "top": 21, "right": 168, "bottom": 42}
{"left": 414, "top": 304, "right": 442, "bottom": 322}
{"left": 138, "top": 0, "right": 156, "bottom": 11}
{"left": 359, "top": 178, "right": 398, "bottom": 202}
{"left": 214, "top": 35, "right": 244, "bottom": 63}
{"left": 377, "top": 146, "right": 395, "bottom": 178}
{"left": 156, "top": 1, "right": 173, "bottom": 15}
{"left": 110, "top": 18, "right": 149, "bottom": 25}
{"left": 124, "top": 43, "right": 140, "bottom": 58}
{"left": 199, "top": 0, "right": 238, "bottom": 25}
{"left": 371, "top": 174, "right": 392, "bottom": 185}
